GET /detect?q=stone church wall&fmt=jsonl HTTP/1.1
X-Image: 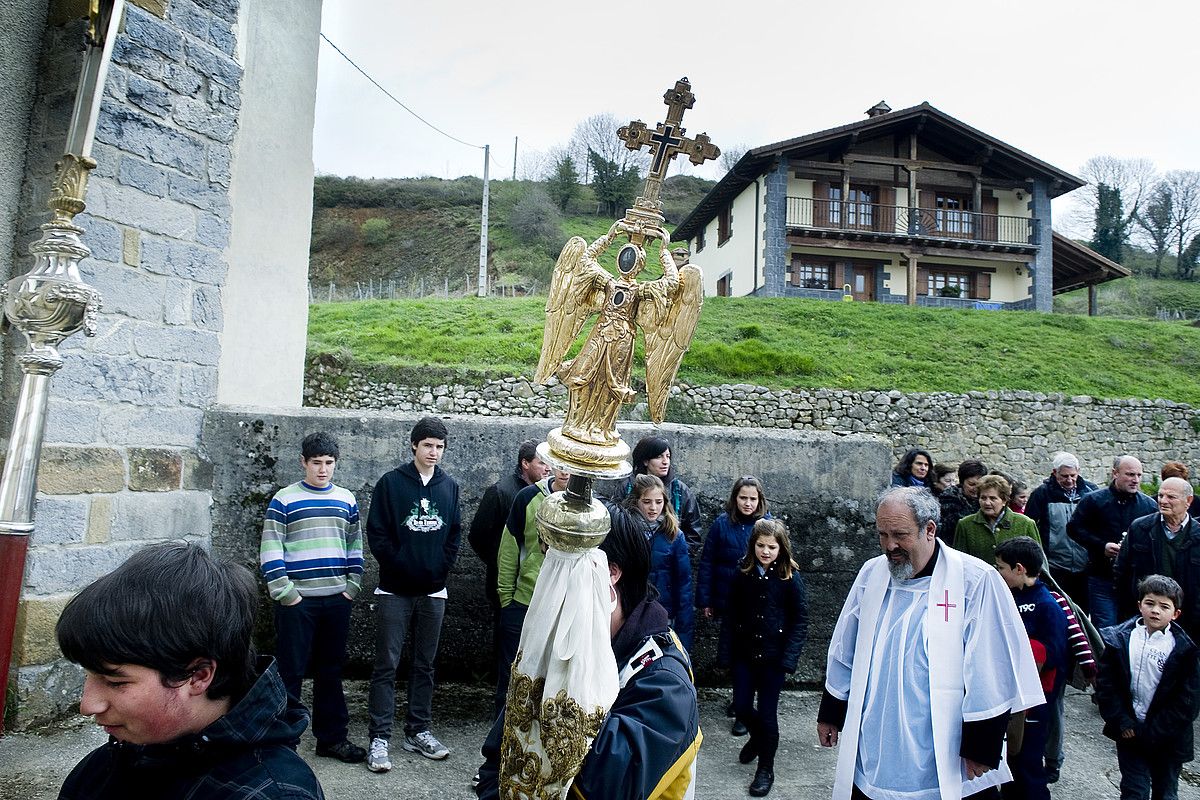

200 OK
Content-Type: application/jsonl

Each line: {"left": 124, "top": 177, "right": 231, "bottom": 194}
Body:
{"left": 305, "top": 358, "right": 1200, "bottom": 487}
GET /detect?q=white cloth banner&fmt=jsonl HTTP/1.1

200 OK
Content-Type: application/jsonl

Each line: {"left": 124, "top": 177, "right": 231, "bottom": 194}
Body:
{"left": 500, "top": 546, "right": 619, "bottom": 800}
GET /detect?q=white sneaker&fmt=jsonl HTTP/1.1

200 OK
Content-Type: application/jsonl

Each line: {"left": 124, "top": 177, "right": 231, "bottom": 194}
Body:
{"left": 402, "top": 729, "right": 450, "bottom": 760}
{"left": 367, "top": 737, "right": 391, "bottom": 772}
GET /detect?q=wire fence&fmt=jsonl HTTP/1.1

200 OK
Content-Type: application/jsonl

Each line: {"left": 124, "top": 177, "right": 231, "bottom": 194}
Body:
{"left": 308, "top": 276, "right": 541, "bottom": 303}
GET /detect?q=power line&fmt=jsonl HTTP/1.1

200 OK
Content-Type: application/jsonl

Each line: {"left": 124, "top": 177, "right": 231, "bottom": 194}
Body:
{"left": 318, "top": 32, "right": 483, "bottom": 151}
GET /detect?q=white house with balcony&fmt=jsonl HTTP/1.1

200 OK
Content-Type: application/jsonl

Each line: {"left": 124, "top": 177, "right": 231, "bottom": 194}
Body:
{"left": 673, "top": 101, "right": 1127, "bottom": 312}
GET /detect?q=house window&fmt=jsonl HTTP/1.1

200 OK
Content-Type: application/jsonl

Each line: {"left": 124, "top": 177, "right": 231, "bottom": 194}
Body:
{"left": 794, "top": 261, "right": 833, "bottom": 290}
{"left": 718, "top": 205, "right": 732, "bottom": 245}
{"left": 935, "top": 193, "right": 973, "bottom": 237}
{"left": 695, "top": 228, "right": 705, "bottom": 252}
{"left": 716, "top": 273, "right": 731, "bottom": 296}
{"left": 827, "top": 186, "right": 875, "bottom": 227}
{"left": 928, "top": 270, "right": 971, "bottom": 298}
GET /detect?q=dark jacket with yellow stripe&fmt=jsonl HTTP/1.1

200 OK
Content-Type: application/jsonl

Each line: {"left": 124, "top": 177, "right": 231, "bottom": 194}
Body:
{"left": 476, "top": 599, "right": 702, "bottom": 800}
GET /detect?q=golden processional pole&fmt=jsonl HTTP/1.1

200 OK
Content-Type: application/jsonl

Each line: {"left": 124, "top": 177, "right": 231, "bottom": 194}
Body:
{"left": 498, "top": 77, "right": 716, "bottom": 799}
{"left": 0, "top": 1, "right": 121, "bottom": 729}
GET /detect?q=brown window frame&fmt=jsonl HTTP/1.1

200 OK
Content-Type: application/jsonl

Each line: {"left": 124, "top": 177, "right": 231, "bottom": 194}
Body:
{"left": 717, "top": 205, "right": 732, "bottom": 245}
{"left": 695, "top": 227, "right": 705, "bottom": 252}
{"left": 716, "top": 273, "right": 732, "bottom": 297}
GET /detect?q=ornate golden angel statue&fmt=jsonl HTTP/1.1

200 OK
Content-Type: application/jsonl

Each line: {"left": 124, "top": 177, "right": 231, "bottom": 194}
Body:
{"left": 534, "top": 220, "right": 702, "bottom": 476}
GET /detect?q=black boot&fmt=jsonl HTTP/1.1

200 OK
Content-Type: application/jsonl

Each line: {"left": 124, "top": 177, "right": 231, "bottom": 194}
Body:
{"left": 732, "top": 719, "right": 748, "bottom": 736}
{"left": 749, "top": 767, "right": 774, "bottom": 797}
{"left": 739, "top": 737, "right": 759, "bottom": 764}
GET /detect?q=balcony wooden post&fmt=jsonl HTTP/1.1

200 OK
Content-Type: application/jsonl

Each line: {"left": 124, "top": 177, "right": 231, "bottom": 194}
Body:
{"left": 907, "top": 167, "right": 919, "bottom": 234}
{"left": 1088, "top": 285, "right": 1098, "bottom": 316}
{"left": 906, "top": 254, "right": 918, "bottom": 306}
{"left": 841, "top": 170, "right": 851, "bottom": 229}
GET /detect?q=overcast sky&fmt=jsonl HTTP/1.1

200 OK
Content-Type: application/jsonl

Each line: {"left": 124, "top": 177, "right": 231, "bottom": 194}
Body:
{"left": 313, "top": 0, "right": 1198, "bottom": 236}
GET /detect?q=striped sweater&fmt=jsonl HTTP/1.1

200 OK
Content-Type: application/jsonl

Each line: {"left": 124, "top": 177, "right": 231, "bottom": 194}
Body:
{"left": 1050, "top": 588, "right": 1097, "bottom": 682}
{"left": 260, "top": 481, "right": 363, "bottom": 604}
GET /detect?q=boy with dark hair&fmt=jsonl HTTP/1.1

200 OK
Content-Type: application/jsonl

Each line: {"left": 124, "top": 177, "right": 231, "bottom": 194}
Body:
{"left": 56, "top": 541, "right": 322, "bottom": 799}
{"left": 260, "top": 430, "right": 365, "bottom": 763}
{"left": 366, "top": 416, "right": 461, "bottom": 772}
{"left": 1096, "top": 574, "right": 1200, "bottom": 800}
{"left": 995, "top": 535, "right": 1067, "bottom": 800}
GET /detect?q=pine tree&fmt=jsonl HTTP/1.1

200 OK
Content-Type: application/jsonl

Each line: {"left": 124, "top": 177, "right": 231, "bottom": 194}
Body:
{"left": 546, "top": 155, "right": 579, "bottom": 212}
{"left": 1091, "top": 183, "right": 1127, "bottom": 263}
{"left": 588, "top": 150, "right": 640, "bottom": 218}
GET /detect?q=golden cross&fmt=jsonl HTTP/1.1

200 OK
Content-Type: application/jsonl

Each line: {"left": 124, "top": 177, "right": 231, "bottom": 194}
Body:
{"left": 617, "top": 78, "right": 720, "bottom": 208}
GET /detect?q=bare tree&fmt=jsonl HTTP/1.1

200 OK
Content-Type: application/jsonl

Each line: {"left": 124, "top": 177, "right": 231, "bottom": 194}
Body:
{"left": 718, "top": 144, "right": 749, "bottom": 176}
{"left": 1069, "top": 156, "right": 1157, "bottom": 237}
{"left": 1163, "top": 170, "right": 1200, "bottom": 278}
{"left": 568, "top": 112, "right": 649, "bottom": 184}
{"left": 1133, "top": 183, "right": 1174, "bottom": 277}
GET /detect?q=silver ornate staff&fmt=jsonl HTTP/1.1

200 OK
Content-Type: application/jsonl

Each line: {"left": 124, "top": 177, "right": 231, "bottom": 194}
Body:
{"left": 0, "top": 1, "right": 122, "bottom": 730}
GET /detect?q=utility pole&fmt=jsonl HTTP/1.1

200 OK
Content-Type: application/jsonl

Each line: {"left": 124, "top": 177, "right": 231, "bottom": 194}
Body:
{"left": 477, "top": 144, "right": 490, "bottom": 297}
{"left": 512, "top": 136, "right": 518, "bottom": 181}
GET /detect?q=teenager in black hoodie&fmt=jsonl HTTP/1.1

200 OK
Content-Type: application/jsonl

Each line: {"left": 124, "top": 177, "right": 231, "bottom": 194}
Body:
{"left": 365, "top": 417, "right": 461, "bottom": 772}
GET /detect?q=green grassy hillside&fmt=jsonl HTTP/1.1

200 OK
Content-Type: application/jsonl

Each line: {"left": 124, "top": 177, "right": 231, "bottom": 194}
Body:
{"left": 308, "top": 297, "right": 1200, "bottom": 405}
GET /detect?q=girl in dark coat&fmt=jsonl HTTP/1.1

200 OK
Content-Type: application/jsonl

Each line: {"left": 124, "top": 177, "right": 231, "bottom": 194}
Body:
{"left": 620, "top": 474, "right": 694, "bottom": 651}
{"left": 719, "top": 519, "right": 809, "bottom": 797}
{"left": 697, "top": 476, "right": 770, "bottom": 621}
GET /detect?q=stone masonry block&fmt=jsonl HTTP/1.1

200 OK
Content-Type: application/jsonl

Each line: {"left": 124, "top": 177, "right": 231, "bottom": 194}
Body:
{"left": 191, "top": 0, "right": 239, "bottom": 25}
{"left": 207, "top": 144, "right": 232, "bottom": 187}
{"left": 173, "top": 97, "right": 236, "bottom": 143}
{"left": 164, "top": 278, "right": 192, "bottom": 325}
{"left": 12, "top": 660, "right": 84, "bottom": 729}
{"left": 59, "top": 316, "right": 134, "bottom": 357}
{"left": 37, "top": 446, "right": 126, "bottom": 494}
{"left": 185, "top": 41, "right": 242, "bottom": 87}
{"left": 141, "top": 236, "right": 225, "bottom": 283}
{"left": 75, "top": 215, "right": 122, "bottom": 263}
{"left": 182, "top": 450, "right": 215, "bottom": 491}
{"left": 126, "top": 73, "right": 173, "bottom": 118}
{"left": 207, "top": 17, "right": 236, "bottom": 56}
{"left": 13, "top": 595, "right": 73, "bottom": 666}
{"left": 24, "top": 540, "right": 147, "bottom": 594}
{"left": 111, "top": 37, "right": 165, "bottom": 81}
{"left": 117, "top": 154, "right": 171, "bottom": 197}
{"left": 196, "top": 212, "right": 231, "bottom": 249}
{"left": 129, "top": 448, "right": 184, "bottom": 491}
{"left": 111, "top": 491, "right": 212, "bottom": 541}
{"left": 33, "top": 497, "right": 90, "bottom": 546}
{"left": 87, "top": 496, "right": 114, "bottom": 544}
{"left": 162, "top": 63, "right": 204, "bottom": 97}
{"left": 101, "top": 404, "right": 205, "bottom": 447}
{"left": 56, "top": 352, "right": 180, "bottom": 406}
{"left": 133, "top": 326, "right": 220, "bottom": 365}
{"left": 44, "top": 400, "right": 102, "bottom": 445}
{"left": 95, "top": 106, "right": 207, "bottom": 178}
{"left": 181, "top": 364, "right": 219, "bottom": 408}
{"left": 87, "top": 180, "right": 197, "bottom": 239}
{"left": 168, "top": 171, "right": 230, "bottom": 213}
{"left": 123, "top": 227, "right": 140, "bottom": 266}
{"left": 124, "top": 5, "right": 186, "bottom": 59}
{"left": 192, "top": 284, "right": 223, "bottom": 330}
{"left": 80, "top": 261, "right": 165, "bottom": 322}
{"left": 169, "top": 0, "right": 211, "bottom": 41}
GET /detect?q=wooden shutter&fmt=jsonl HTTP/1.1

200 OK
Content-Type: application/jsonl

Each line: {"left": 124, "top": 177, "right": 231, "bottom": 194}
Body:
{"left": 833, "top": 261, "right": 846, "bottom": 290}
{"left": 916, "top": 266, "right": 929, "bottom": 296}
{"left": 813, "top": 181, "right": 829, "bottom": 226}
{"left": 975, "top": 272, "right": 991, "bottom": 300}
{"left": 790, "top": 255, "right": 801, "bottom": 286}
{"left": 878, "top": 186, "right": 895, "bottom": 232}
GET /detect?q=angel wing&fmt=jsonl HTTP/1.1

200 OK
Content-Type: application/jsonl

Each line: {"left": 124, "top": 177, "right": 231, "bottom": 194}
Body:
{"left": 534, "top": 236, "right": 607, "bottom": 384}
{"left": 638, "top": 263, "right": 703, "bottom": 423}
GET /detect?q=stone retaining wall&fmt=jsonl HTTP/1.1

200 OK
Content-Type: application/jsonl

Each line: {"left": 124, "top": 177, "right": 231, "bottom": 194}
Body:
{"left": 305, "top": 358, "right": 1200, "bottom": 485}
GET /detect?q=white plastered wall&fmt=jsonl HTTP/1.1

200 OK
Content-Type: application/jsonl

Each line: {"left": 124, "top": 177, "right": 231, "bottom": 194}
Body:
{"left": 690, "top": 177, "right": 765, "bottom": 297}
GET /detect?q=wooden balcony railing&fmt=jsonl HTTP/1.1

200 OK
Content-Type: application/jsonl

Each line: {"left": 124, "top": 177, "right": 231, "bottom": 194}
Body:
{"left": 785, "top": 197, "right": 1038, "bottom": 246}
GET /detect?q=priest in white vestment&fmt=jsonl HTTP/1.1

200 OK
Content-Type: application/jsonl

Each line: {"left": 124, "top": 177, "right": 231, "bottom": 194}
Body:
{"left": 818, "top": 486, "right": 1044, "bottom": 800}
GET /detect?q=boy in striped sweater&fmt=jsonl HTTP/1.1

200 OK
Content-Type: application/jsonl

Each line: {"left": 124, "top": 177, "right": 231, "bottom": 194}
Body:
{"left": 260, "top": 431, "right": 366, "bottom": 763}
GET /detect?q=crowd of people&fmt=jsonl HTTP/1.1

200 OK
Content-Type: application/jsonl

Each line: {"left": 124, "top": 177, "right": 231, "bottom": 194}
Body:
{"left": 47, "top": 420, "right": 1200, "bottom": 800}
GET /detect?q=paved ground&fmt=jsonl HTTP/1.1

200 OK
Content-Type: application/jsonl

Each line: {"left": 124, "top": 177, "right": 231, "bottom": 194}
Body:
{"left": 2, "top": 683, "right": 1198, "bottom": 798}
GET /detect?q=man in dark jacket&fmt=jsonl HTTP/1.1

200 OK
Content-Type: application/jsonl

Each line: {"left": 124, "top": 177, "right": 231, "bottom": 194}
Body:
{"left": 467, "top": 440, "right": 546, "bottom": 672}
{"left": 476, "top": 505, "right": 701, "bottom": 800}
{"left": 1023, "top": 451, "right": 1099, "bottom": 610}
{"left": 1113, "top": 477, "right": 1200, "bottom": 641}
{"left": 1068, "top": 455, "right": 1157, "bottom": 628}
{"left": 55, "top": 541, "right": 322, "bottom": 800}
{"left": 366, "top": 416, "right": 461, "bottom": 772}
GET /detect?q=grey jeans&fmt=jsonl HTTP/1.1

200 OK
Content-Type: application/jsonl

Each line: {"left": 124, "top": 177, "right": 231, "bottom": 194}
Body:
{"left": 367, "top": 593, "right": 446, "bottom": 740}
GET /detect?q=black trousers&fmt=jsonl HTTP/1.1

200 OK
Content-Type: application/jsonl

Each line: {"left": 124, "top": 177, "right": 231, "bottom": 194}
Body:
{"left": 273, "top": 593, "right": 353, "bottom": 745}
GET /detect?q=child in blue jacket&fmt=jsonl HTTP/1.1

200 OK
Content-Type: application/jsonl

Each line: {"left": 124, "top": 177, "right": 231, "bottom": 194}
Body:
{"left": 620, "top": 474, "right": 694, "bottom": 651}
